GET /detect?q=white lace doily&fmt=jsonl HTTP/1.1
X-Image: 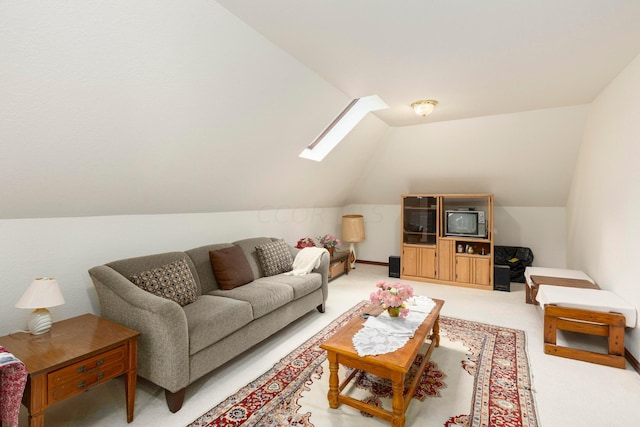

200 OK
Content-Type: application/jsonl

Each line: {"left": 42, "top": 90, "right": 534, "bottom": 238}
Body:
{"left": 352, "top": 296, "right": 436, "bottom": 357}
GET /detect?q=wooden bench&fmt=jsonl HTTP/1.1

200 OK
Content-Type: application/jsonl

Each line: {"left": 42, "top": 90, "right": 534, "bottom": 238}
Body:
{"left": 537, "top": 285, "right": 636, "bottom": 369}
{"left": 524, "top": 267, "right": 597, "bottom": 304}
{"left": 528, "top": 275, "right": 599, "bottom": 305}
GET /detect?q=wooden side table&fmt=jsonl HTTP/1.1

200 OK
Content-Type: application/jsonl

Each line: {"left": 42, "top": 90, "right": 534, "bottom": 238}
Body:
{"left": 0, "top": 314, "right": 139, "bottom": 427}
{"left": 328, "top": 250, "right": 350, "bottom": 281}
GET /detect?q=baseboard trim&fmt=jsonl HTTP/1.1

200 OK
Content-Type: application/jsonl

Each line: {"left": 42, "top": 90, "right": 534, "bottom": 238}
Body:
{"left": 625, "top": 348, "right": 640, "bottom": 374}
{"left": 356, "top": 260, "right": 388, "bottom": 267}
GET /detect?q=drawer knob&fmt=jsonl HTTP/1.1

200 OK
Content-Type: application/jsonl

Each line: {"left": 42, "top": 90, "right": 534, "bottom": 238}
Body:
{"left": 77, "top": 381, "right": 86, "bottom": 389}
{"left": 77, "top": 358, "right": 104, "bottom": 373}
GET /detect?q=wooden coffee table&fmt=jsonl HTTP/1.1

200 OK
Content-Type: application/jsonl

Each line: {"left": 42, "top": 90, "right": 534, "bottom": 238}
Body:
{"left": 0, "top": 313, "right": 139, "bottom": 427}
{"left": 320, "top": 299, "right": 444, "bottom": 427}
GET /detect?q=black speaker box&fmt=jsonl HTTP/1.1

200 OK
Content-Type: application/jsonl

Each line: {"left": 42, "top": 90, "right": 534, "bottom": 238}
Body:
{"left": 494, "top": 265, "right": 511, "bottom": 291}
{"left": 389, "top": 256, "right": 400, "bottom": 278}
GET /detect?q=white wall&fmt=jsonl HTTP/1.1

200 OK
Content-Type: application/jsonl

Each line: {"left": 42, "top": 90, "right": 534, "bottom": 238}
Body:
{"left": 1, "top": 201, "right": 565, "bottom": 335}
{"left": 0, "top": 208, "right": 343, "bottom": 335}
{"left": 494, "top": 206, "right": 566, "bottom": 268}
{"left": 566, "top": 52, "right": 640, "bottom": 360}
{"left": 347, "top": 106, "right": 589, "bottom": 208}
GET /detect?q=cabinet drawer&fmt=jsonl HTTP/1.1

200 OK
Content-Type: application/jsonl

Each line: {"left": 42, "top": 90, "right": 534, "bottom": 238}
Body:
{"left": 48, "top": 345, "right": 128, "bottom": 403}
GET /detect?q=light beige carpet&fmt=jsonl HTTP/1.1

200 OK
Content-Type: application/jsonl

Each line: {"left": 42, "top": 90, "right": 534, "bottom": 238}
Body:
{"left": 188, "top": 301, "right": 537, "bottom": 427}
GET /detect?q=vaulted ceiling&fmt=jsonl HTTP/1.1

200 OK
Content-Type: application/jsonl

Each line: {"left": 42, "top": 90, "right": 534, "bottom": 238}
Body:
{"left": 1, "top": 1, "right": 639, "bottom": 219}
{"left": 217, "top": 0, "right": 640, "bottom": 126}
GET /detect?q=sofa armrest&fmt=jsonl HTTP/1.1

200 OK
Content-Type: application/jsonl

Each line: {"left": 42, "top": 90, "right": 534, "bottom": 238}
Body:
{"left": 312, "top": 250, "right": 330, "bottom": 303}
{"left": 88, "top": 265, "right": 189, "bottom": 393}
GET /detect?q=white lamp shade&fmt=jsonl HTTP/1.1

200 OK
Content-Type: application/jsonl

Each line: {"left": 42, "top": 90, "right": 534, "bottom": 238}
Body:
{"left": 342, "top": 215, "right": 365, "bottom": 243}
{"left": 15, "top": 277, "right": 65, "bottom": 309}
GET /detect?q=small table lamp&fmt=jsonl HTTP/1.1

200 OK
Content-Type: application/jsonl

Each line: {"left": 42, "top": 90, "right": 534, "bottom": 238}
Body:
{"left": 15, "top": 277, "right": 65, "bottom": 335}
{"left": 342, "top": 214, "right": 365, "bottom": 269}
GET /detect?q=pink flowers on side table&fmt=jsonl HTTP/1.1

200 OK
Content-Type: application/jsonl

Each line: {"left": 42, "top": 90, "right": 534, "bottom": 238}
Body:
{"left": 317, "top": 234, "right": 341, "bottom": 249}
{"left": 369, "top": 281, "right": 414, "bottom": 317}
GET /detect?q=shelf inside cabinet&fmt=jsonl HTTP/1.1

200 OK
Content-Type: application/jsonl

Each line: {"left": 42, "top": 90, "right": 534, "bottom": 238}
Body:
{"left": 403, "top": 196, "right": 437, "bottom": 209}
{"left": 403, "top": 232, "right": 436, "bottom": 245}
{"left": 453, "top": 240, "right": 491, "bottom": 256}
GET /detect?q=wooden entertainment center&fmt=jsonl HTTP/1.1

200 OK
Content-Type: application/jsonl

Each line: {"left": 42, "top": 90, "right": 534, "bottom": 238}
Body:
{"left": 401, "top": 193, "right": 494, "bottom": 289}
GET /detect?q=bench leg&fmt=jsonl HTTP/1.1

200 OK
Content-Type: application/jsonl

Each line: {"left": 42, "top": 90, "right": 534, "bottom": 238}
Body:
{"left": 609, "top": 324, "right": 625, "bottom": 358}
{"left": 543, "top": 306, "right": 626, "bottom": 369}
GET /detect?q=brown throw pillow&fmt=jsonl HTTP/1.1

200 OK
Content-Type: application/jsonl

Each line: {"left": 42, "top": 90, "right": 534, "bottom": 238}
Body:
{"left": 209, "top": 245, "right": 254, "bottom": 290}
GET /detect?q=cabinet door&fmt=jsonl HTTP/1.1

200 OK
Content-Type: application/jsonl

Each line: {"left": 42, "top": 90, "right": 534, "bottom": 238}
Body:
{"left": 403, "top": 196, "right": 437, "bottom": 245}
{"left": 402, "top": 246, "right": 418, "bottom": 276}
{"left": 455, "top": 256, "right": 471, "bottom": 283}
{"left": 419, "top": 247, "right": 437, "bottom": 279}
{"left": 474, "top": 257, "right": 491, "bottom": 286}
{"left": 438, "top": 239, "right": 454, "bottom": 281}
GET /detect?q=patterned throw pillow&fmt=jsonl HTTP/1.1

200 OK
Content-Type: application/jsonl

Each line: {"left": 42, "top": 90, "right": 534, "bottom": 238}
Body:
{"left": 130, "top": 258, "right": 197, "bottom": 306}
{"left": 255, "top": 239, "right": 294, "bottom": 277}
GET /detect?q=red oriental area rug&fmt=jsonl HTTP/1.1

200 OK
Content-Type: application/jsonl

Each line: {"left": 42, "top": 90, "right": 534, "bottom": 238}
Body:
{"left": 188, "top": 301, "right": 538, "bottom": 427}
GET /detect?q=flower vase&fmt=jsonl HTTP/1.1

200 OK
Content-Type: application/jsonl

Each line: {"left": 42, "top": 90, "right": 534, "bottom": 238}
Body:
{"left": 327, "top": 247, "right": 335, "bottom": 256}
{"left": 387, "top": 306, "right": 400, "bottom": 317}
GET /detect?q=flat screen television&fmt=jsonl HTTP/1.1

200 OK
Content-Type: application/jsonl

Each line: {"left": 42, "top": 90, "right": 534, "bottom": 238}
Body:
{"left": 445, "top": 210, "right": 487, "bottom": 238}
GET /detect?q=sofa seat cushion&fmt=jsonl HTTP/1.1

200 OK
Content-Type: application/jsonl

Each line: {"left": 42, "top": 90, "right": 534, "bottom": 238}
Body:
{"left": 209, "top": 281, "right": 294, "bottom": 319}
{"left": 183, "top": 295, "right": 253, "bottom": 355}
{"left": 256, "top": 273, "right": 322, "bottom": 300}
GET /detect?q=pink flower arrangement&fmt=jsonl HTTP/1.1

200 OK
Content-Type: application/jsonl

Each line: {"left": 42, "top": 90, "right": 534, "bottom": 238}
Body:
{"left": 295, "top": 237, "right": 316, "bottom": 249}
{"left": 317, "top": 234, "right": 341, "bottom": 249}
{"left": 369, "top": 281, "right": 414, "bottom": 317}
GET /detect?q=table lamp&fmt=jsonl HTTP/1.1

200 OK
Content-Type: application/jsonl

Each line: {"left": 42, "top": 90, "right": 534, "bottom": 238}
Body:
{"left": 15, "top": 277, "right": 65, "bottom": 335}
{"left": 341, "top": 214, "right": 365, "bottom": 269}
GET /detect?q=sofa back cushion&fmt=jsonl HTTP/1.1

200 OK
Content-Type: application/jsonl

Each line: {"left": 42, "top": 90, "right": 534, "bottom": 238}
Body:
{"left": 209, "top": 245, "right": 254, "bottom": 290}
{"left": 106, "top": 251, "right": 202, "bottom": 298}
{"left": 185, "top": 243, "right": 234, "bottom": 294}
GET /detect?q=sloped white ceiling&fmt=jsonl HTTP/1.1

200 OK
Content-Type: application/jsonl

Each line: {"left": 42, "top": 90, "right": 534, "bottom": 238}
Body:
{"left": 0, "top": 1, "right": 386, "bottom": 218}
{"left": 216, "top": 0, "right": 640, "bottom": 126}
{"left": 1, "top": 1, "right": 638, "bottom": 219}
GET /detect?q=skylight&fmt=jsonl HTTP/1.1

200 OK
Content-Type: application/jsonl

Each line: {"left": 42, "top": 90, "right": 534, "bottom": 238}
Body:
{"left": 299, "top": 95, "right": 389, "bottom": 161}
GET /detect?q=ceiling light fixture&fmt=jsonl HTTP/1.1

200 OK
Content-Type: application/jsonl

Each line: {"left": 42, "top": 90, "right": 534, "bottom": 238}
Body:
{"left": 299, "top": 95, "right": 389, "bottom": 162}
{"left": 411, "top": 99, "right": 438, "bottom": 117}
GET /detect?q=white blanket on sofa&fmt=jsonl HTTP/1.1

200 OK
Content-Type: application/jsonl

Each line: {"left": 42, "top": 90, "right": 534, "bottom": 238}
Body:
{"left": 285, "top": 247, "right": 328, "bottom": 276}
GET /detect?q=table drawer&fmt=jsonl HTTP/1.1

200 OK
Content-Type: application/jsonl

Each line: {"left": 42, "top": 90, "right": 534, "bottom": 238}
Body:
{"left": 48, "top": 345, "right": 128, "bottom": 403}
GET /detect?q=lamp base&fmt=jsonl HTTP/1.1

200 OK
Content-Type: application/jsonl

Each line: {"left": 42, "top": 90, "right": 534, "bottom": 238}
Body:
{"left": 349, "top": 243, "right": 357, "bottom": 269}
{"left": 28, "top": 308, "right": 53, "bottom": 335}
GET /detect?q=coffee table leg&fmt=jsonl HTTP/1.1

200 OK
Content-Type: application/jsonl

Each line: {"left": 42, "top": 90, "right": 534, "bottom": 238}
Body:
{"left": 326, "top": 352, "right": 339, "bottom": 408}
{"left": 391, "top": 372, "right": 406, "bottom": 427}
{"left": 433, "top": 316, "right": 440, "bottom": 347}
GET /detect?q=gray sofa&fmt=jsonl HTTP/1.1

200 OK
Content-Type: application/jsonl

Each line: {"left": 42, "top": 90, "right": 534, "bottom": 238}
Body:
{"left": 88, "top": 237, "right": 329, "bottom": 412}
